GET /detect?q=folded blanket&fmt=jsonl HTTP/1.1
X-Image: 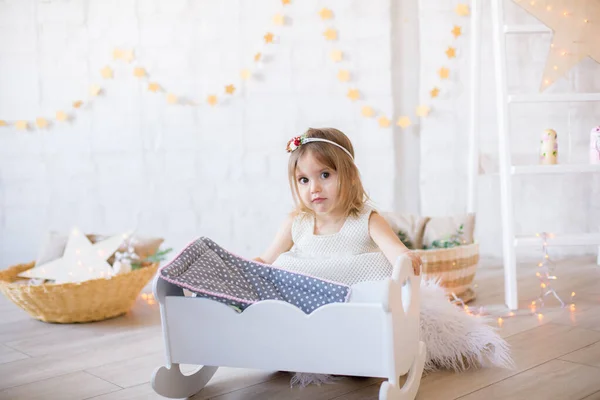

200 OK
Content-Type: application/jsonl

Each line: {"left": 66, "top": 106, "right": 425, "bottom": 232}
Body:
{"left": 159, "top": 237, "right": 351, "bottom": 314}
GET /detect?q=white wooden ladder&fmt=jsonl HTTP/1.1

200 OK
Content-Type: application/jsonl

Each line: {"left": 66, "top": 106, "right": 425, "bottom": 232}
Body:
{"left": 487, "top": 0, "right": 600, "bottom": 310}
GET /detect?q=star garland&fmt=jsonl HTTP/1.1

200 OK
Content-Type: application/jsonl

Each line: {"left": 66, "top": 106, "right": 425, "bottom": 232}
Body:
{"left": 424, "top": 5, "right": 468, "bottom": 109}
{"left": 0, "top": 0, "right": 293, "bottom": 132}
{"left": 319, "top": 4, "right": 469, "bottom": 130}
{"left": 0, "top": 1, "right": 470, "bottom": 133}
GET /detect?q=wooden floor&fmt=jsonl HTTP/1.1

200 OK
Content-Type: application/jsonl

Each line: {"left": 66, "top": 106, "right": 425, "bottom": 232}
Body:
{"left": 1, "top": 256, "right": 599, "bottom": 400}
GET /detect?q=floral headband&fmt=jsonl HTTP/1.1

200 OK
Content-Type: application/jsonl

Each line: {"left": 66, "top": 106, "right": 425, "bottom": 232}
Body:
{"left": 286, "top": 134, "right": 354, "bottom": 160}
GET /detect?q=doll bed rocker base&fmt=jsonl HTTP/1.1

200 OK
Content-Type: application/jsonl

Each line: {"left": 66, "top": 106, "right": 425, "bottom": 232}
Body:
{"left": 151, "top": 255, "right": 426, "bottom": 400}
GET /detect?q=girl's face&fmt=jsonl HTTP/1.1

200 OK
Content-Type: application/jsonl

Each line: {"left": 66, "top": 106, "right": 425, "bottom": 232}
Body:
{"left": 295, "top": 151, "right": 339, "bottom": 215}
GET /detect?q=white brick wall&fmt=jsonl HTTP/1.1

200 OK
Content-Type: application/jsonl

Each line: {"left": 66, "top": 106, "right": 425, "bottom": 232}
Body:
{"left": 0, "top": 0, "right": 397, "bottom": 266}
{"left": 1, "top": 0, "right": 597, "bottom": 268}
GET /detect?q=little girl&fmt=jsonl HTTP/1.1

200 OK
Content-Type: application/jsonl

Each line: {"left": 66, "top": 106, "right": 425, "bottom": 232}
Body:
{"left": 254, "top": 127, "right": 422, "bottom": 284}
{"left": 253, "top": 128, "right": 511, "bottom": 382}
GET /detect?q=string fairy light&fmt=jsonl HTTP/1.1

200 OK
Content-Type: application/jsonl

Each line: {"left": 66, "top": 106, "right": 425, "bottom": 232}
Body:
{"left": 531, "top": 232, "right": 565, "bottom": 308}
{"left": 512, "top": 0, "right": 600, "bottom": 92}
{"left": 448, "top": 230, "right": 581, "bottom": 326}
{"left": 140, "top": 292, "right": 157, "bottom": 306}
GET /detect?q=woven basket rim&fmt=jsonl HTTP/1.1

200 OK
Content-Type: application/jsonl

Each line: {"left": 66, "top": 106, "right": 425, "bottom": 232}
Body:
{"left": 0, "top": 261, "right": 159, "bottom": 289}
{"left": 413, "top": 242, "right": 479, "bottom": 254}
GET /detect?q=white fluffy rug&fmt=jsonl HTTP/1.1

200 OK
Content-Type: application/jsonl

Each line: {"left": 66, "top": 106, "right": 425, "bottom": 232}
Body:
{"left": 291, "top": 279, "right": 514, "bottom": 387}
{"left": 419, "top": 279, "right": 513, "bottom": 372}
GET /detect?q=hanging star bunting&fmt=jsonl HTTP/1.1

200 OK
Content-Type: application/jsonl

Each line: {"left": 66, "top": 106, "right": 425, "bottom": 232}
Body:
{"left": 56, "top": 111, "right": 68, "bottom": 122}
{"left": 240, "top": 69, "right": 252, "bottom": 80}
{"left": 512, "top": 0, "right": 600, "bottom": 91}
{"left": 282, "top": 0, "right": 291, "bottom": 4}
{"left": 264, "top": 32, "right": 274, "bottom": 43}
{"left": 324, "top": 28, "right": 338, "bottom": 40}
{"left": 446, "top": 46, "right": 457, "bottom": 59}
{"left": 430, "top": 87, "right": 440, "bottom": 98}
{"left": 133, "top": 67, "right": 146, "bottom": 78}
{"left": 0, "top": 120, "right": 7, "bottom": 127}
{"left": 36, "top": 117, "right": 48, "bottom": 129}
{"left": 397, "top": 116, "right": 412, "bottom": 128}
{"left": 16, "top": 121, "right": 28, "bottom": 130}
{"left": 123, "top": 50, "right": 135, "bottom": 63}
{"left": 451, "top": 26, "right": 462, "bottom": 38}
{"left": 347, "top": 89, "right": 360, "bottom": 101}
{"left": 207, "top": 95, "right": 218, "bottom": 106}
{"left": 416, "top": 105, "right": 431, "bottom": 117}
{"left": 225, "top": 84, "right": 236, "bottom": 94}
{"left": 166, "top": 93, "right": 178, "bottom": 104}
{"left": 455, "top": 4, "right": 470, "bottom": 16}
{"left": 273, "top": 14, "right": 285, "bottom": 25}
{"left": 90, "top": 85, "right": 102, "bottom": 96}
{"left": 73, "top": 100, "right": 83, "bottom": 108}
{"left": 337, "top": 69, "right": 350, "bottom": 82}
{"left": 148, "top": 82, "right": 161, "bottom": 92}
{"left": 112, "top": 48, "right": 124, "bottom": 60}
{"left": 330, "top": 50, "right": 343, "bottom": 62}
{"left": 319, "top": 8, "right": 333, "bottom": 20}
{"left": 438, "top": 67, "right": 450, "bottom": 79}
{"left": 254, "top": 52, "right": 262, "bottom": 62}
{"left": 378, "top": 116, "right": 391, "bottom": 128}
{"left": 101, "top": 66, "right": 113, "bottom": 79}
{"left": 361, "top": 106, "right": 374, "bottom": 117}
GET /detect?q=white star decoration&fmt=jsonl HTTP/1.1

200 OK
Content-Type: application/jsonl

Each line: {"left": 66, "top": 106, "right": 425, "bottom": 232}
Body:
{"left": 512, "top": 0, "right": 600, "bottom": 91}
{"left": 19, "top": 228, "right": 130, "bottom": 284}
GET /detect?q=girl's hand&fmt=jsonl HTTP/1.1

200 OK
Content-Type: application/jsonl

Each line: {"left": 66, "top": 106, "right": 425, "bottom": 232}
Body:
{"left": 405, "top": 251, "right": 422, "bottom": 276}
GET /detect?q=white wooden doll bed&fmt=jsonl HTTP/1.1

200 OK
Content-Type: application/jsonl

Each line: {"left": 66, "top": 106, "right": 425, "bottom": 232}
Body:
{"left": 151, "top": 254, "right": 426, "bottom": 400}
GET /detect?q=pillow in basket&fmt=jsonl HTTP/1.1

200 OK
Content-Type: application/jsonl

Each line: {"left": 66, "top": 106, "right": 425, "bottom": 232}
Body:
{"left": 380, "top": 212, "right": 430, "bottom": 250}
{"left": 422, "top": 213, "right": 476, "bottom": 249}
{"left": 35, "top": 232, "right": 163, "bottom": 266}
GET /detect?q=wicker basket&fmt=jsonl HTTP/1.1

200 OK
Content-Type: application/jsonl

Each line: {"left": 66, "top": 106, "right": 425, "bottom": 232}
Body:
{"left": 0, "top": 262, "right": 159, "bottom": 323}
{"left": 414, "top": 243, "right": 479, "bottom": 303}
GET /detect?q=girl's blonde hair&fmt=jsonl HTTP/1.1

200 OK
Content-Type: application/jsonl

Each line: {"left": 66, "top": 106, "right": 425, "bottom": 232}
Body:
{"left": 287, "top": 127, "right": 368, "bottom": 217}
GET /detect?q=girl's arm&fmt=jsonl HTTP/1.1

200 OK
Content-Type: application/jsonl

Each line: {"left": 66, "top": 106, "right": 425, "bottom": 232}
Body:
{"left": 368, "top": 212, "right": 422, "bottom": 275}
{"left": 253, "top": 213, "right": 295, "bottom": 264}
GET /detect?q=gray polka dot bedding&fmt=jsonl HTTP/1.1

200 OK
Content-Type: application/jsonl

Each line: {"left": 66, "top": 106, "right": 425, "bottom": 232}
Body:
{"left": 159, "top": 237, "right": 351, "bottom": 314}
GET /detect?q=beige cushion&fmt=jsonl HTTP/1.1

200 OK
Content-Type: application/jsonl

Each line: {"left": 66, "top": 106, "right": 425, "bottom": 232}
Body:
{"left": 35, "top": 232, "right": 164, "bottom": 266}
{"left": 381, "top": 212, "right": 430, "bottom": 250}
{"left": 422, "top": 213, "right": 476, "bottom": 248}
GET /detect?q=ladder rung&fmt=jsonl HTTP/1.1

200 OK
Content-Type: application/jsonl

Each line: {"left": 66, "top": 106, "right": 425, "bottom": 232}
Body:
{"left": 515, "top": 233, "right": 600, "bottom": 247}
{"left": 504, "top": 24, "right": 552, "bottom": 34}
{"left": 508, "top": 93, "right": 600, "bottom": 103}
{"left": 511, "top": 164, "right": 600, "bottom": 175}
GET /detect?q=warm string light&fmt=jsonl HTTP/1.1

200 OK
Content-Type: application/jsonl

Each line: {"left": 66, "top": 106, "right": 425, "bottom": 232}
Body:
{"left": 522, "top": 0, "right": 597, "bottom": 91}
{"left": 474, "top": 230, "right": 581, "bottom": 328}
{"left": 140, "top": 293, "right": 157, "bottom": 306}
{"left": 532, "top": 232, "right": 565, "bottom": 308}
{"left": 450, "top": 292, "right": 487, "bottom": 317}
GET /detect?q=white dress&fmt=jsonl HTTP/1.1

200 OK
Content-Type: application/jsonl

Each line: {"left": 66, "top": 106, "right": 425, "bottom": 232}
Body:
{"left": 274, "top": 205, "right": 513, "bottom": 379}
{"left": 273, "top": 205, "right": 393, "bottom": 285}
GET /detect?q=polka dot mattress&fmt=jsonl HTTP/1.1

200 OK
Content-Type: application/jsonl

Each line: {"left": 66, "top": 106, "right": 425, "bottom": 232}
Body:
{"left": 159, "top": 237, "right": 351, "bottom": 314}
